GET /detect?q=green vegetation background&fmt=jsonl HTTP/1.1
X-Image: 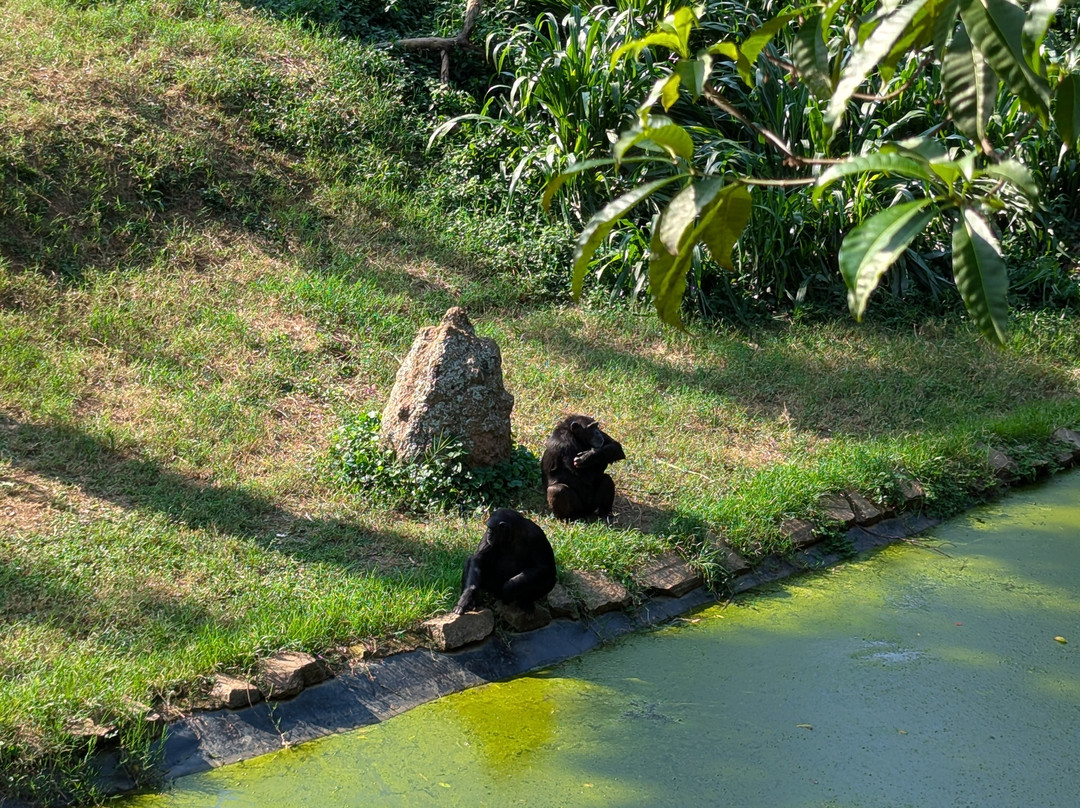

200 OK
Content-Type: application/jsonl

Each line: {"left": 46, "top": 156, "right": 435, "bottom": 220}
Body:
{"left": 1, "top": 0, "right": 1078, "bottom": 802}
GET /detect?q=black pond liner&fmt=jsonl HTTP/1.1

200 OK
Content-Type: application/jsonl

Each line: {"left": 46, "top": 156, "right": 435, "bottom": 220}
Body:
{"left": 94, "top": 512, "right": 940, "bottom": 797}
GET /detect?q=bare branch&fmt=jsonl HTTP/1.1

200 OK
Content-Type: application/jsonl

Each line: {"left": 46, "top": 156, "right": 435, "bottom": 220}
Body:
{"left": 739, "top": 176, "right": 817, "bottom": 187}
{"left": 460, "top": 0, "right": 482, "bottom": 39}
{"left": 378, "top": 0, "right": 484, "bottom": 81}
{"left": 391, "top": 36, "right": 470, "bottom": 52}
{"left": 851, "top": 56, "right": 935, "bottom": 101}
{"left": 701, "top": 82, "right": 843, "bottom": 168}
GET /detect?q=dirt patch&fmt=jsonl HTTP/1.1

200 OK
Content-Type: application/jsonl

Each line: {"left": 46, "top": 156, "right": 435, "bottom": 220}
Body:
{"left": 0, "top": 467, "right": 122, "bottom": 534}
{"left": 612, "top": 495, "right": 672, "bottom": 533}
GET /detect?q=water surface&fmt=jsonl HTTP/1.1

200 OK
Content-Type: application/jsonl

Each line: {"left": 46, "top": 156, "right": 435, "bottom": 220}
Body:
{"left": 129, "top": 472, "right": 1080, "bottom": 807}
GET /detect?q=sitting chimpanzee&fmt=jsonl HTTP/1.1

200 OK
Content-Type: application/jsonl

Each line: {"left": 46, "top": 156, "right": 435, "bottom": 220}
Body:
{"left": 453, "top": 508, "right": 557, "bottom": 615}
{"left": 541, "top": 414, "right": 626, "bottom": 520}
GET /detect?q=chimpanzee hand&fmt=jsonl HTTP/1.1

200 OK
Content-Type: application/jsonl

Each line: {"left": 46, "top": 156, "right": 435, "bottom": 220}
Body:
{"left": 452, "top": 585, "right": 477, "bottom": 615}
{"left": 573, "top": 449, "right": 595, "bottom": 467}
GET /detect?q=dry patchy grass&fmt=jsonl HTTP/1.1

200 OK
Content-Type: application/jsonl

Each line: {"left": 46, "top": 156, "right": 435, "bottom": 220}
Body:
{"left": 0, "top": 467, "right": 124, "bottom": 534}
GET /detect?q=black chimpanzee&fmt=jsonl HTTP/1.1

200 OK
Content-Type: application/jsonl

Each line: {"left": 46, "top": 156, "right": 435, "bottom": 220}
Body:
{"left": 452, "top": 508, "right": 557, "bottom": 615}
{"left": 541, "top": 414, "right": 626, "bottom": 520}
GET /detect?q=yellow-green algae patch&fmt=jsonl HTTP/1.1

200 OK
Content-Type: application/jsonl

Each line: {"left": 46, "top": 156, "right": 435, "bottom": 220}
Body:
{"left": 127, "top": 472, "right": 1080, "bottom": 807}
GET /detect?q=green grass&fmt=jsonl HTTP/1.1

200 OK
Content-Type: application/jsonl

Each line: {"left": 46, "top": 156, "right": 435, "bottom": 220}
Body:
{"left": 1, "top": 0, "right": 1079, "bottom": 803}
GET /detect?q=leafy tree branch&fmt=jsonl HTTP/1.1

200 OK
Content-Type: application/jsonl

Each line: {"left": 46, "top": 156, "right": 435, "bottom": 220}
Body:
{"left": 548, "top": 0, "right": 1078, "bottom": 343}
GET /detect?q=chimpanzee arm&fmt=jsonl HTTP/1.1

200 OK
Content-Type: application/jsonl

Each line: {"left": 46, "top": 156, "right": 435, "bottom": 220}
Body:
{"left": 500, "top": 564, "right": 557, "bottom": 607}
{"left": 573, "top": 433, "right": 625, "bottom": 469}
{"left": 452, "top": 553, "right": 484, "bottom": 614}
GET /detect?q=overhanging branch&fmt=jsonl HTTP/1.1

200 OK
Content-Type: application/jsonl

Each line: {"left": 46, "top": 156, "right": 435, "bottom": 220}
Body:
{"left": 702, "top": 82, "right": 842, "bottom": 168}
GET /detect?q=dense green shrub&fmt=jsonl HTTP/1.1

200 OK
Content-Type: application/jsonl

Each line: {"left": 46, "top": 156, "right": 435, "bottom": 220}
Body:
{"left": 458, "top": 0, "right": 1080, "bottom": 324}
{"left": 335, "top": 411, "right": 541, "bottom": 513}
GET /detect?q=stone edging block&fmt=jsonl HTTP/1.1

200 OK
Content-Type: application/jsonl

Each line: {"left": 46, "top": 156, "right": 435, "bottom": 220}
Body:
{"left": 566, "top": 569, "right": 632, "bottom": 614}
{"left": 423, "top": 609, "right": 495, "bottom": 651}
{"left": 636, "top": 551, "right": 703, "bottom": 598}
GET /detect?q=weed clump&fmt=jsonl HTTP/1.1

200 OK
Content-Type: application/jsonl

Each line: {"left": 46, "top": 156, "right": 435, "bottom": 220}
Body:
{"left": 335, "top": 411, "right": 540, "bottom": 514}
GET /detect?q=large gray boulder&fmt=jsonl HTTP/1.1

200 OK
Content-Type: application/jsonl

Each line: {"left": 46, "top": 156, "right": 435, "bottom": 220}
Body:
{"left": 380, "top": 307, "right": 514, "bottom": 467}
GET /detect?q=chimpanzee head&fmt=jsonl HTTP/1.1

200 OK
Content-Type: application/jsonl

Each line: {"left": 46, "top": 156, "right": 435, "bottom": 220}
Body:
{"left": 484, "top": 508, "right": 518, "bottom": 543}
{"left": 570, "top": 417, "right": 605, "bottom": 449}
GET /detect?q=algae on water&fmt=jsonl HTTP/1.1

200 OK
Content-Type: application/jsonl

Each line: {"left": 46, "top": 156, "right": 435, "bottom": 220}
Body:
{"left": 125, "top": 472, "right": 1080, "bottom": 808}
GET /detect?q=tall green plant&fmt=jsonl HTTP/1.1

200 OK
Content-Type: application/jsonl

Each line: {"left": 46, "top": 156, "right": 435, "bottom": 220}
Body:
{"left": 335, "top": 411, "right": 540, "bottom": 513}
{"left": 551, "top": 1, "right": 1080, "bottom": 342}
{"left": 430, "top": 4, "right": 664, "bottom": 220}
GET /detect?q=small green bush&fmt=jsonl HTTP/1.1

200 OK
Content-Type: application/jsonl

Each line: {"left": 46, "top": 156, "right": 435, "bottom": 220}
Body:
{"left": 335, "top": 411, "right": 541, "bottom": 513}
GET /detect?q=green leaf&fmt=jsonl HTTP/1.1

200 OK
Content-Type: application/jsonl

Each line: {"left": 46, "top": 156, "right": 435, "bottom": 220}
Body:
{"left": 1054, "top": 73, "right": 1080, "bottom": 149}
{"left": 659, "top": 178, "right": 726, "bottom": 254}
{"left": 951, "top": 206, "right": 1009, "bottom": 344}
{"left": 932, "top": 0, "right": 961, "bottom": 55}
{"left": 927, "top": 158, "right": 964, "bottom": 187}
{"left": 880, "top": 0, "right": 946, "bottom": 80}
{"left": 661, "top": 73, "right": 682, "bottom": 110}
{"left": 542, "top": 157, "right": 617, "bottom": 213}
{"left": 612, "top": 32, "right": 684, "bottom": 67}
{"left": 638, "top": 75, "right": 673, "bottom": 118}
{"left": 638, "top": 31, "right": 689, "bottom": 58}
{"left": 649, "top": 183, "right": 753, "bottom": 327}
{"left": 975, "top": 159, "right": 1039, "bottom": 201}
{"left": 647, "top": 124, "right": 695, "bottom": 161}
{"left": 708, "top": 41, "right": 739, "bottom": 61}
{"left": 792, "top": 14, "right": 833, "bottom": 100}
{"left": 738, "top": 11, "right": 804, "bottom": 87}
{"left": 893, "top": 136, "right": 949, "bottom": 161}
{"left": 571, "top": 176, "right": 682, "bottom": 299}
{"left": 616, "top": 117, "right": 694, "bottom": 163}
{"left": 648, "top": 213, "right": 691, "bottom": 328}
{"left": 857, "top": 12, "right": 882, "bottom": 47}
{"left": 668, "top": 5, "right": 699, "bottom": 51}
{"left": 942, "top": 23, "right": 998, "bottom": 144}
{"left": 426, "top": 113, "right": 497, "bottom": 150}
{"left": 616, "top": 6, "right": 698, "bottom": 65}
{"left": 1021, "top": 0, "right": 1061, "bottom": 75}
{"left": 839, "top": 198, "right": 936, "bottom": 320}
{"left": 959, "top": 0, "right": 1051, "bottom": 122}
{"left": 615, "top": 123, "right": 649, "bottom": 162}
{"left": 822, "top": 0, "right": 846, "bottom": 32}
{"left": 610, "top": 40, "right": 645, "bottom": 67}
{"left": 814, "top": 151, "right": 937, "bottom": 202}
{"left": 675, "top": 55, "right": 713, "bottom": 100}
{"left": 827, "top": 0, "right": 932, "bottom": 134}
{"left": 699, "top": 183, "right": 753, "bottom": 269}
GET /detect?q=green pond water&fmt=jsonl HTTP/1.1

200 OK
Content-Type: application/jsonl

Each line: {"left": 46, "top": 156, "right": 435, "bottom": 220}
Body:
{"left": 129, "top": 473, "right": 1080, "bottom": 807}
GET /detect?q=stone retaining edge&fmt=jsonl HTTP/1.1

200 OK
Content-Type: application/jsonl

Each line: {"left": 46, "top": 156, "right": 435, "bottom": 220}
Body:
{"left": 92, "top": 430, "right": 1080, "bottom": 797}
{"left": 93, "top": 513, "right": 941, "bottom": 795}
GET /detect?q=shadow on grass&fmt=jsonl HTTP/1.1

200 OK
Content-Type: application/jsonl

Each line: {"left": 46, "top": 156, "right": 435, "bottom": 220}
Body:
{"left": 526, "top": 321, "right": 1075, "bottom": 438}
{"left": 0, "top": 555, "right": 216, "bottom": 639}
{"left": 0, "top": 54, "right": 535, "bottom": 321}
{"left": 0, "top": 146, "right": 497, "bottom": 323}
{"left": 610, "top": 494, "right": 676, "bottom": 535}
{"left": 0, "top": 414, "right": 474, "bottom": 579}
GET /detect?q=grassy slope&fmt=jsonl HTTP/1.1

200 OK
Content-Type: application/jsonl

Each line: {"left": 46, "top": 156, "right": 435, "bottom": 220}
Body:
{"left": 1, "top": 0, "right": 1079, "bottom": 801}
